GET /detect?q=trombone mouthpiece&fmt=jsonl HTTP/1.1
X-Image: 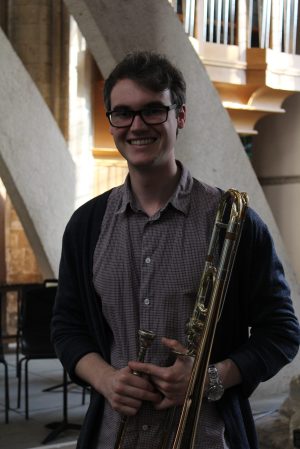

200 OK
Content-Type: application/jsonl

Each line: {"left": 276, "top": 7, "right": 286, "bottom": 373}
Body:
{"left": 136, "top": 330, "right": 156, "bottom": 364}
{"left": 138, "top": 329, "right": 156, "bottom": 350}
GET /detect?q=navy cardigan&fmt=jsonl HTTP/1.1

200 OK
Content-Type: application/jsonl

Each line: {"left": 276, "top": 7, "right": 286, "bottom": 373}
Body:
{"left": 52, "top": 189, "right": 300, "bottom": 449}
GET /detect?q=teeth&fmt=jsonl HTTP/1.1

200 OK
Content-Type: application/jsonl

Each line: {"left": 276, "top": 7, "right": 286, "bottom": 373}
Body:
{"left": 129, "top": 138, "right": 155, "bottom": 145}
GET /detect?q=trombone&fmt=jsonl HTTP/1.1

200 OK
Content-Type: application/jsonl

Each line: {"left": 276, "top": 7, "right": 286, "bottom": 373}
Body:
{"left": 114, "top": 189, "right": 248, "bottom": 449}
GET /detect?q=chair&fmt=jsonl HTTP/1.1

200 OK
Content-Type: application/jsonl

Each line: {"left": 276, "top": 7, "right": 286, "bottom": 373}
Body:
{"left": 17, "top": 284, "right": 57, "bottom": 419}
{"left": 15, "top": 282, "right": 43, "bottom": 374}
{"left": 17, "top": 282, "right": 82, "bottom": 443}
{"left": 0, "top": 292, "right": 10, "bottom": 423}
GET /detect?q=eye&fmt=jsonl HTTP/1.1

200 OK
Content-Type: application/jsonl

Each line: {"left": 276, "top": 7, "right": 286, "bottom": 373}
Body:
{"left": 143, "top": 108, "right": 165, "bottom": 117}
{"left": 112, "top": 110, "right": 133, "bottom": 119}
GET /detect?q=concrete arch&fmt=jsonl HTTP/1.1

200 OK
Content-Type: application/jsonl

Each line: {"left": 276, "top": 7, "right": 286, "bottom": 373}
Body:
{"left": 0, "top": 28, "right": 75, "bottom": 277}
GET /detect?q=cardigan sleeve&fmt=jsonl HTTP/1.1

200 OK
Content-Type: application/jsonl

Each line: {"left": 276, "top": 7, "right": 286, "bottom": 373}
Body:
{"left": 229, "top": 208, "right": 300, "bottom": 397}
{"left": 51, "top": 193, "right": 112, "bottom": 385}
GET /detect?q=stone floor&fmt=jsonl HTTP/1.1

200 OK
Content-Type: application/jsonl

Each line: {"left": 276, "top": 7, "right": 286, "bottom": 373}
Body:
{"left": 0, "top": 353, "right": 88, "bottom": 449}
{"left": 0, "top": 352, "right": 296, "bottom": 449}
{"left": 251, "top": 395, "right": 292, "bottom": 449}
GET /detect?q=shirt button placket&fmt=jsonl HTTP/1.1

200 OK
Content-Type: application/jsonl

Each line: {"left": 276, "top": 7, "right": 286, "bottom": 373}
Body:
{"left": 140, "top": 255, "right": 152, "bottom": 329}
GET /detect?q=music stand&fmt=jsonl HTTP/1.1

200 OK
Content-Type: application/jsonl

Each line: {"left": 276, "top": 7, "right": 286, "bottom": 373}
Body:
{"left": 42, "top": 368, "right": 81, "bottom": 444}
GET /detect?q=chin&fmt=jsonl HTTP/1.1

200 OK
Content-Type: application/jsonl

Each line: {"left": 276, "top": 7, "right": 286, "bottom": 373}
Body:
{"left": 127, "top": 154, "right": 157, "bottom": 166}
{"left": 130, "top": 159, "right": 160, "bottom": 171}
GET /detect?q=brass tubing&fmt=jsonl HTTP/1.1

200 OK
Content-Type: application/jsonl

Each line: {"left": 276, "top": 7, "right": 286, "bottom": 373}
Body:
{"left": 113, "top": 329, "right": 156, "bottom": 449}
{"left": 169, "top": 189, "right": 248, "bottom": 449}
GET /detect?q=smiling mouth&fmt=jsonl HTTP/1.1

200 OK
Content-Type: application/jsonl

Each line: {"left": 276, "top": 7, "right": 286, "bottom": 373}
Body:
{"left": 128, "top": 137, "right": 157, "bottom": 145}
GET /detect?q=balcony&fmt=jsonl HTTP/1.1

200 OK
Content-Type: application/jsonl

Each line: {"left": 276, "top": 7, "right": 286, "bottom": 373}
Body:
{"left": 171, "top": 0, "right": 300, "bottom": 135}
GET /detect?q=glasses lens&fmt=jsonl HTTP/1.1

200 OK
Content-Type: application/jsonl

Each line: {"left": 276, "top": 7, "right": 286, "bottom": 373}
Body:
{"left": 141, "top": 108, "right": 168, "bottom": 125}
{"left": 109, "top": 111, "right": 134, "bottom": 127}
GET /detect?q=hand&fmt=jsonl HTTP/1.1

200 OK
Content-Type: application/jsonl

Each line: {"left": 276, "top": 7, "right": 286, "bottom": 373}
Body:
{"left": 102, "top": 365, "right": 162, "bottom": 416}
{"left": 128, "top": 337, "right": 194, "bottom": 410}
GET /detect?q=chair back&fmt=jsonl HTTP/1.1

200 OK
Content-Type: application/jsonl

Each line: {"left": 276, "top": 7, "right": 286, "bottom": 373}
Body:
{"left": 20, "top": 285, "right": 57, "bottom": 357}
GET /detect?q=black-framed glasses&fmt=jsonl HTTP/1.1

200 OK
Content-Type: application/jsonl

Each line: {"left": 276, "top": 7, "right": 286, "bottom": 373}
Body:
{"left": 106, "top": 104, "right": 177, "bottom": 128}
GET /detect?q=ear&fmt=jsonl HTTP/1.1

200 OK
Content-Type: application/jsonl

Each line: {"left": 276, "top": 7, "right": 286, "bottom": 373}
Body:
{"left": 177, "top": 105, "right": 186, "bottom": 129}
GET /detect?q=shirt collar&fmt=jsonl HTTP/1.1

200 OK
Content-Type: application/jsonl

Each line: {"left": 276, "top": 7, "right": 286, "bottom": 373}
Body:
{"left": 116, "top": 161, "right": 193, "bottom": 216}
{"left": 168, "top": 161, "right": 193, "bottom": 215}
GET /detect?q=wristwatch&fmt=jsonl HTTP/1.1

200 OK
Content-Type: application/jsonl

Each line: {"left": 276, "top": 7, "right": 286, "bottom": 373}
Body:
{"left": 206, "top": 365, "right": 224, "bottom": 402}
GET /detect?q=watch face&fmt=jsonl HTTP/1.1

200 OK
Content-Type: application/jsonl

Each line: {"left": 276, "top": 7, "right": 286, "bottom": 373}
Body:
{"left": 207, "top": 383, "right": 224, "bottom": 402}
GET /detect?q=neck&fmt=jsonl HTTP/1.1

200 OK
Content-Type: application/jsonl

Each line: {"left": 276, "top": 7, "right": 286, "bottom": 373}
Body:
{"left": 128, "top": 160, "right": 180, "bottom": 217}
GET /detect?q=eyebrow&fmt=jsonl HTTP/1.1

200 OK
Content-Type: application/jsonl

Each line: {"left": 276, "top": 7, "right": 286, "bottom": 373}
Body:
{"left": 111, "top": 101, "right": 168, "bottom": 111}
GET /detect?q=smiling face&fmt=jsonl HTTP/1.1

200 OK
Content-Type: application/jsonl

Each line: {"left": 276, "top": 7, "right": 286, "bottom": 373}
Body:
{"left": 109, "top": 79, "right": 186, "bottom": 172}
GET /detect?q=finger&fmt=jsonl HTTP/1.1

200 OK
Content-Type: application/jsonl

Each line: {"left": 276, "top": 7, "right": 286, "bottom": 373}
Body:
{"left": 161, "top": 337, "right": 190, "bottom": 358}
{"left": 110, "top": 383, "right": 161, "bottom": 416}
{"left": 129, "top": 360, "right": 189, "bottom": 386}
{"left": 128, "top": 362, "right": 182, "bottom": 398}
{"left": 128, "top": 361, "right": 166, "bottom": 378}
{"left": 153, "top": 394, "right": 186, "bottom": 410}
{"left": 154, "top": 396, "right": 173, "bottom": 410}
{"left": 116, "top": 382, "right": 161, "bottom": 400}
{"left": 111, "top": 392, "right": 143, "bottom": 410}
{"left": 117, "top": 366, "right": 154, "bottom": 390}
{"left": 117, "top": 405, "right": 139, "bottom": 416}
{"left": 111, "top": 396, "right": 142, "bottom": 416}
{"left": 114, "top": 374, "right": 162, "bottom": 403}
{"left": 128, "top": 361, "right": 177, "bottom": 395}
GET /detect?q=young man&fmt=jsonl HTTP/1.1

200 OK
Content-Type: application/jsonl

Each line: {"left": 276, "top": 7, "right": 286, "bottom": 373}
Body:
{"left": 52, "top": 51, "right": 300, "bottom": 449}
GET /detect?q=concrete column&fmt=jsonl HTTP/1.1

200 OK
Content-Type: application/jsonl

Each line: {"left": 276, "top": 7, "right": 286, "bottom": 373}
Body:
{"left": 5, "top": 0, "right": 69, "bottom": 138}
{"left": 0, "top": 28, "right": 75, "bottom": 277}
{"left": 252, "top": 93, "right": 300, "bottom": 283}
{"left": 0, "top": 179, "right": 5, "bottom": 282}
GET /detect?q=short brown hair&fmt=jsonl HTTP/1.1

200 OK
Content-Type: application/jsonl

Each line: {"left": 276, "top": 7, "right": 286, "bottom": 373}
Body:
{"left": 104, "top": 51, "right": 186, "bottom": 111}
